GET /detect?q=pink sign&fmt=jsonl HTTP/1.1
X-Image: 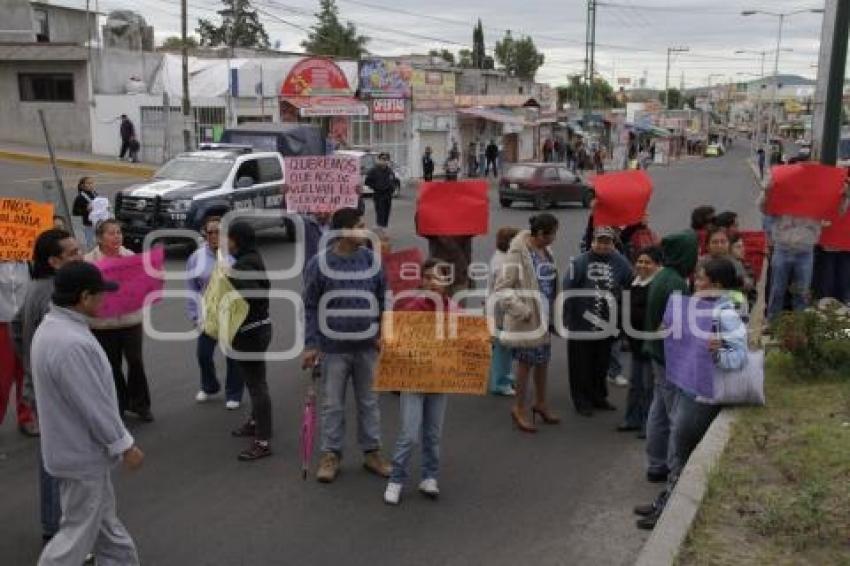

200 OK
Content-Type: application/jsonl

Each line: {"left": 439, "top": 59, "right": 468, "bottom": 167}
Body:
{"left": 285, "top": 155, "right": 360, "bottom": 214}
{"left": 94, "top": 247, "right": 165, "bottom": 318}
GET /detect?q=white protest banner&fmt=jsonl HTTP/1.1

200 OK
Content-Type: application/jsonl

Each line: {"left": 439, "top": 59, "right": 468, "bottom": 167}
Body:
{"left": 284, "top": 155, "right": 360, "bottom": 214}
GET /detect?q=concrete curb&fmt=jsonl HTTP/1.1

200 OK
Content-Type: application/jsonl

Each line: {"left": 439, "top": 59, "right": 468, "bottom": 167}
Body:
{"left": 0, "top": 149, "right": 156, "bottom": 178}
{"left": 634, "top": 409, "right": 738, "bottom": 566}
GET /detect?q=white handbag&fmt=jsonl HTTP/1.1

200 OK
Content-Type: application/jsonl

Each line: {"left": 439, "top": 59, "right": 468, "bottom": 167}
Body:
{"left": 708, "top": 349, "right": 766, "bottom": 406}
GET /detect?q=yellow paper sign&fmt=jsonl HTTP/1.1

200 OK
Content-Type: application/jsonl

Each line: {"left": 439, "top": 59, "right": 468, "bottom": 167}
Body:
{"left": 375, "top": 311, "right": 491, "bottom": 395}
{"left": 0, "top": 199, "right": 53, "bottom": 261}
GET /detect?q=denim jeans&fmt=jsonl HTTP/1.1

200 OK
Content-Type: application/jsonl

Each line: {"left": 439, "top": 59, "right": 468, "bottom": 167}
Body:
{"left": 813, "top": 248, "right": 850, "bottom": 304}
{"left": 38, "top": 448, "right": 61, "bottom": 538}
{"left": 320, "top": 349, "right": 381, "bottom": 455}
{"left": 670, "top": 393, "right": 720, "bottom": 482}
{"left": 389, "top": 393, "right": 448, "bottom": 485}
{"left": 197, "top": 333, "right": 244, "bottom": 402}
{"left": 767, "top": 246, "right": 814, "bottom": 320}
{"left": 623, "top": 354, "right": 654, "bottom": 430}
{"left": 82, "top": 225, "right": 95, "bottom": 252}
{"left": 488, "top": 340, "right": 514, "bottom": 393}
{"left": 608, "top": 339, "right": 624, "bottom": 378}
{"left": 645, "top": 362, "right": 680, "bottom": 476}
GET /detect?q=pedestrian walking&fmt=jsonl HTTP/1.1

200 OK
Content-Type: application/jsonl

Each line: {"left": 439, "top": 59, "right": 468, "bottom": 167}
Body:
{"left": 118, "top": 114, "right": 135, "bottom": 161}
{"left": 71, "top": 177, "right": 98, "bottom": 251}
{"left": 542, "top": 138, "right": 553, "bottom": 163}
{"left": 643, "top": 230, "right": 698, "bottom": 483}
{"left": 494, "top": 214, "right": 562, "bottom": 433}
{"left": 478, "top": 141, "right": 487, "bottom": 177}
{"left": 384, "top": 259, "right": 456, "bottom": 505}
{"left": 488, "top": 227, "right": 519, "bottom": 396}
{"left": 422, "top": 147, "right": 435, "bottom": 182}
{"left": 635, "top": 258, "right": 747, "bottom": 530}
{"left": 365, "top": 153, "right": 397, "bottom": 228}
{"left": 0, "top": 259, "right": 37, "bottom": 436}
{"left": 617, "top": 246, "right": 662, "bottom": 436}
{"left": 303, "top": 208, "right": 392, "bottom": 483}
{"left": 187, "top": 217, "right": 243, "bottom": 410}
{"left": 33, "top": 261, "right": 143, "bottom": 566}
{"left": 445, "top": 152, "right": 460, "bottom": 181}
{"left": 485, "top": 140, "right": 499, "bottom": 177}
{"left": 225, "top": 222, "right": 273, "bottom": 461}
{"left": 11, "top": 229, "right": 82, "bottom": 544}
{"left": 467, "top": 142, "right": 478, "bottom": 177}
{"left": 563, "top": 227, "right": 633, "bottom": 416}
{"left": 756, "top": 148, "right": 766, "bottom": 179}
{"left": 84, "top": 220, "right": 153, "bottom": 422}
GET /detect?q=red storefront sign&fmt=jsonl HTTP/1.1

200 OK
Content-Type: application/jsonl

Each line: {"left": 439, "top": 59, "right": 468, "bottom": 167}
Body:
{"left": 372, "top": 99, "right": 406, "bottom": 123}
{"left": 281, "top": 57, "right": 352, "bottom": 96}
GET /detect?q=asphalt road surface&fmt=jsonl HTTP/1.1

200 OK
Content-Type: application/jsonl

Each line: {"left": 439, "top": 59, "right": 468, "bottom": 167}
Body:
{"left": 0, "top": 144, "right": 760, "bottom": 566}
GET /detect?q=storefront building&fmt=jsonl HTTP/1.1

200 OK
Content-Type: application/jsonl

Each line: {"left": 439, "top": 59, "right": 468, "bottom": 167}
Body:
{"left": 408, "top": 67, "right": 459, "bottom": 178}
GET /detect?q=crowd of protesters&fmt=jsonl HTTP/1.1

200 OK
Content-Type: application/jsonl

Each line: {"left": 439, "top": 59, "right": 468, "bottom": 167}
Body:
{"left": 1, "top": 154, "right": 849, "bottom": 564}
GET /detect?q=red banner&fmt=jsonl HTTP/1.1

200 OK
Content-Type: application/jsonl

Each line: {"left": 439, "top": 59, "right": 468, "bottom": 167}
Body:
{"left": 765, "top": 163, "right": 846, "bottom": 220}
{"left": 819, "top": 209, "right": 850, "bottom": 251}
{"left": 383, "top": 248, "right": 424, "bottom": 294}
{"left": 416, "top": 180, "right": 489, "bottom": 236}
{"left": 591, "top": 170, "right": 653, "bottom": 227}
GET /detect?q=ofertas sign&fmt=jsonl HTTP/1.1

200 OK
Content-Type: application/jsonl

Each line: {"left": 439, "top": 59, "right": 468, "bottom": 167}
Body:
{"left": 0, "top": 198, "right": 53, "bottom": 261}
{"left": 284, "top": 155, "right": 360, "bottom": 214}
{"left": 372, "top": 99, "right": 406, "bottom": 123}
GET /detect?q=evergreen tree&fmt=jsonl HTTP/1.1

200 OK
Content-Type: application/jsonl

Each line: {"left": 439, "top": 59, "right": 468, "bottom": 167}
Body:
{"left": 472, "top": 19, "right": 486, "bottom": 69}
{"left": 301, "top": 0, "right": 369, "bottom": 58}
{"left": 197, "top": 0, "right": 270, "bottom": 50}
{"left": 495, "top": 31, "right": 544, "bottom": 80}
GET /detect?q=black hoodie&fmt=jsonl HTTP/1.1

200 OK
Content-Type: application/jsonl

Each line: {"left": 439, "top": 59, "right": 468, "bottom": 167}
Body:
{"left": 227, "top": 223, "right": 270, "bottom": 331}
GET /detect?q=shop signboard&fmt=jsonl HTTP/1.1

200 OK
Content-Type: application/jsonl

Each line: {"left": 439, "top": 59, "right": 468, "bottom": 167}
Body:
{"left": 372, "top": 98, "right": 406, "bottom": 123}
{"left": 359, "top": 59, "right": 413, "bottom": 98}
{"left": 411, "top": 69, "right": 456, "bottom": 111}
{"left": 281, "top": 57, "right": 353, "bottom": 97}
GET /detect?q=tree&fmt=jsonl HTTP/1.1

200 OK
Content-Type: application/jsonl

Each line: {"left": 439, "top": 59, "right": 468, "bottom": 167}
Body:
{"left": 301, "top": 0, "right": 368, "bottom": 58}
{"left": 197, "top": 0, "right": 270, "bottom": 50}
{"left": 160, "top": 36, "right": 199, "bottom": 51}
{"left": 457, "top": 49, "right": 473, "bottom": 68}
{"left": 660, "top": 88, "right": 682, "bottom": 109}
{"left": 494, "top": 31, "right": 544, "bottom": 80}
{"left": 556, "top": 74, "right": 621, "bottom": 110}
{"left": 428, "top": 48, "right": 455, "bottom": 65}
{"left": 472, "top": 19, "right": 486, "bottom": 69}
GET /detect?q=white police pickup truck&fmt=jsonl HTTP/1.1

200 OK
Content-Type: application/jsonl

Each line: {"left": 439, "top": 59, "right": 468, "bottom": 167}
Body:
{"left": 115, "top": 147, "right": 290, "bottom": 251}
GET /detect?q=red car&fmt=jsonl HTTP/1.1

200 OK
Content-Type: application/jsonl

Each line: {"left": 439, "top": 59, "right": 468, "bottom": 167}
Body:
{"left": 499, "top": 163, "right": 594, "bottom": 210}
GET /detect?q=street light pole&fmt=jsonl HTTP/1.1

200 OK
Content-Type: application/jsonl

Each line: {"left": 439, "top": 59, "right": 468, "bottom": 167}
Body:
{"left": 181, "top": 0, "right": 192, "bottom": 152}
{"left": 767, "top": 14, "right": 784, "bottom": 145}
{"left": 665, "top": 46, "right": 689, "bottom": 110}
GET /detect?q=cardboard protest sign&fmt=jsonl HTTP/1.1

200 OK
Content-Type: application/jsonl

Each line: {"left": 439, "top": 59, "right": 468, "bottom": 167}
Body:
{"left": 662, "top": 295, "right": 716, "bottom": 399}
{"left": 94, "top": 247, "right": 165, "bottom": 318}
{"left": 416, "top": 180, "right": 488, "bottom": 236}
{"left": 374, "top": 311, "right": 491, "bottom": 394}
{"left": 765, "top": 163, "right": 846, "bottom": 220}
{"left": 0, "top": 198, "right": 53, "bottom": 261}
{"left": 383, "top": 248, "right": 424, "bottom": 294}
{"left": 591, "top": 170, "right": 653, "bottom": 228}
{"left": 202, "top": 264, "right": 249, "bottom": 345}
{"left": 284, "top": 155, "right": 360, "bottom": 214}
{"left": 819, "top": 208, "right": 850, "bottom": 251}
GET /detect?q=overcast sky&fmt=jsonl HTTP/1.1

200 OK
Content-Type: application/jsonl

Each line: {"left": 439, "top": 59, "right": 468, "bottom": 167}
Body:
{"left": 80, "top": 0, "right": 834, "bottom": 88}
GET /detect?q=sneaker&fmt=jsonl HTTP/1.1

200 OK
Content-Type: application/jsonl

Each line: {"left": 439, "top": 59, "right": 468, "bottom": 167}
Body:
{"left": 418, "top": 478, "right": 440, "bottom": 499}
{"left": 195, "top": 391, "right": 212, "bottom": 403}
{"left": 19, "top": 421, "right": 40, "bottom": 437}
{"left": 647, "top": 470, "right": 669, "bottom": 483}
{"left": 225, "top": 400, "right": 240, "bottom": 410}
{"left": 610, "top": 375, "right": 629, "bottom": 387}
{"left": 636, "top": 509, "right": 661, "bottom": 530}
{"left": 492, "top": 386, "right": 516, "bottom": 397}
{"left": 237, "top": 440, "right": 271, "bottom": 462}
{"left": 231, "top": 421, "right": 256, "bottom": 438}
{"left": 384, "top": 482, "right": 403, "bottom": 505}
{"left": 363, "top": 451, "right": 391, "bottom": 478}
{"left": 633, "top": 503, "right": 657, "bottom": 516}
{"left": 316, "top": 452, "right": 340, "bottom": 483}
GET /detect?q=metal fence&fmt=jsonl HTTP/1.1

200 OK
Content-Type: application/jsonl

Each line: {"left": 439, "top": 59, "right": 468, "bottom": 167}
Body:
{"left": 139, "top": 103, "right": 226, "bottom": 164}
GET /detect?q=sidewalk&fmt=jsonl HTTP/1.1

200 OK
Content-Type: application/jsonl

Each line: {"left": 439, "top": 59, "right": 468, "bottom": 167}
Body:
{"left": 0, "top": 142, "right": 156, "bottom": 178}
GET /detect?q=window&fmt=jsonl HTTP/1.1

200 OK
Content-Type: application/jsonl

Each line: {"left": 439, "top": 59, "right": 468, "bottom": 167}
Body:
{"left": 234, "top": 160, "right": 260, "bottom": 187}
{"left": 543, "top": 168, "right": 559, "bottom": 181}
{"left": 257, "top": 158, "right": 283, "bottom": 183}
{"left": 558, "top": 168, "right": 577, "bottom": 182}
{"left": 18, "top": 73, "right": 74, "bottom": 102}
{"left": 33, "top": 9, "right": 49, "bottom": 42}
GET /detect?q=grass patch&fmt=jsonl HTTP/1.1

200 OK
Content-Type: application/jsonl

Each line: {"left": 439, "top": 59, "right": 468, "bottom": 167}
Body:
{"left": 676, "top": 353, "right": 850, "bottom": 566}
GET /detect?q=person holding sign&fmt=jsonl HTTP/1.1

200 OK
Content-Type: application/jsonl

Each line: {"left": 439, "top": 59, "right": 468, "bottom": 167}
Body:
{"left": 494, "top": 214, "right": 561, "bottom": 433}
{"left": 383, "top": 259, "right": 456, "bottom": 505}
{"left": 226, "top": 222, "right": 274, "bottom": 462}
{"left": 186, "top": 217, "right": 243, "bottom": 410}
{"left": 85, "top": 220, "right": 153, "bottom": 423}
{"left": 303, "top": 208, "right": 391, "bottom": 483}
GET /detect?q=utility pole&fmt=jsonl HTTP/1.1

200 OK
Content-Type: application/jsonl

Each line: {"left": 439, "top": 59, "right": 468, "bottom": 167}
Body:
{"left": 665, "top": 46, "right": 689, "bottom": 110}
{"left": 181, "top": 0, "right": 192, "bottom": 152}
{"left": 812, "top": 0, "right": 849, "bottom": 165}
{"left": 584, "top": 0, "right": 597, "bottom": 117}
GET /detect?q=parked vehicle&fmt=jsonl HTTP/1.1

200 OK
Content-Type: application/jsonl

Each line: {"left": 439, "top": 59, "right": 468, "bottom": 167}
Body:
{"left": 837, "top": 137, "right": 850, "bottom": 170}
{"left": 219, "top": 123, "right": 326, "bottom": 156}
{"left": 115, "top": 148, "right": 291, "bottom": 251}
{"left": 705, "top": 143, "right": 724, "bottom": 157}
{"left": 499, "top": 163, "right": 593, "bottom": 210}
{"left": 335, "top": 149, "right": 401, "bottom": 197}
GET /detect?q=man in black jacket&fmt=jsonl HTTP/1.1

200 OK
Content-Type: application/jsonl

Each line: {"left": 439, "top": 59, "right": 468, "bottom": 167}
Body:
{"left": 119, "top": 115, "right": 135, "bottom": 161}
{"left": 422, "top": 147, "right": 435, "bottom": 181}
{"left": 485, "top": 140, "right": 499, "bottom": 177}
{"left": 365, "top": 153, "right": 396, "bottom": 228}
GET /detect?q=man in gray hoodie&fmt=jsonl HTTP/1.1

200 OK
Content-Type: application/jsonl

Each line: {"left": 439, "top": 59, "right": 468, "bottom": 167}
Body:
{"left": 33, "top": 261, "right": 144, "bottom": 566}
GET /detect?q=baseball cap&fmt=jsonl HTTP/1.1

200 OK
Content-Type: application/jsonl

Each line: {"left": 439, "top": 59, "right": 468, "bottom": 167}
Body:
{"left": 54, "top": 261, "right": 119, "bottom": 297}
{"left": 593, "top": 226, "right": 617, "bottom": 240}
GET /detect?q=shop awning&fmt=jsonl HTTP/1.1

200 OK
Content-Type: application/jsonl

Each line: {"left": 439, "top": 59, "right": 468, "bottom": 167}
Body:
{"left": 281, "top": 96, "right": 369, "bottom": 117}
{"left": 456, "top": 107, "right": 527, "bottom": 126}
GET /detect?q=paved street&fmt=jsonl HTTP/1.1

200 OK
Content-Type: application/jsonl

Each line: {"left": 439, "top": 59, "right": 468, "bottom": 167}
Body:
{"left": 0, "top": 145, "right": 759, "bottom": 566}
